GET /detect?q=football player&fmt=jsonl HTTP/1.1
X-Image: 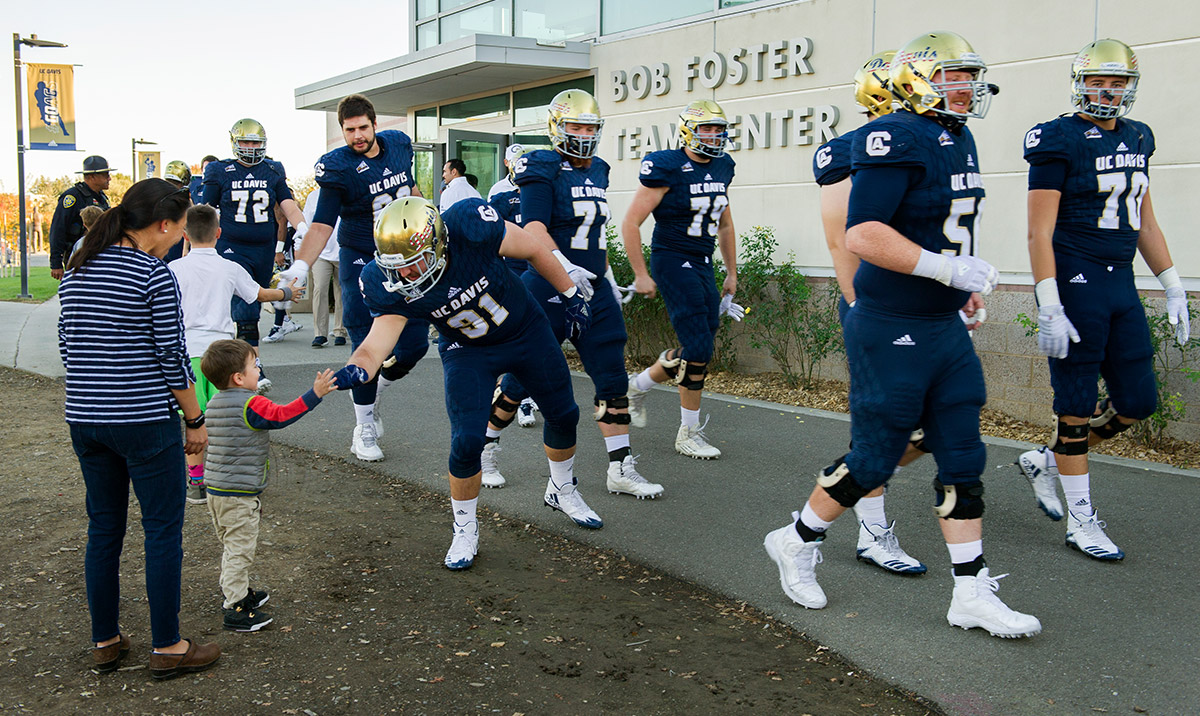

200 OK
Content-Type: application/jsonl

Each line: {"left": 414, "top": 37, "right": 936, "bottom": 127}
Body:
{"left": 203, "top": 119, "right": 307, "bottom": 392}
{"left": 1015, "top": 39, "right": 1188, "bottom": 560}
{"left": 163, "top": 160, "right": 193, "bottom": 262}
{"left": 484, "top": 89, "right": 663, "bottom": 501}
{"left": 281, "top": 94, "right": 432, "bottom": 462}
{"left": 809, "top": 53, "right": 928, "bottom": 576}
{"left": 764, "top": 32, "right": 1041, "bottom": 638}
{"left": 621, "top": 100, "right": 738, "bottom": 461}
{"left": 332, "top": 197, "right": 595, "bottom": 569}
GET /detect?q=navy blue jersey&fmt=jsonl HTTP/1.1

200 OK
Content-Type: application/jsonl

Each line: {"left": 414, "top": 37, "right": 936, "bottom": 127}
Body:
{"left": 850, "top": 111, "right": 985, "bottom": 316}
{"left": 639, "top": 149, "right": 735, "bottom": 257}
{"left": 813, "top": 128, "right": 856, "bottom": 186}
{"left": 360, "top": 198, "right": 535, "bottom": 346}
{"left": 514, "top": 149, "right": 610, "bottom": 276}
{"left": 188, "top": 175, "right": 204, "bottom": 206}
{"left": 202, "top": 158, "right": 292, "bottom": 245}
{"left": 313, "top": 130, "right": 416, "bottom": 253}
{"left": 489, "top": 188, "right": 527, "bottom": 274}
{"left": 1024, "top": 114, "right": 1154, "bottom": 266}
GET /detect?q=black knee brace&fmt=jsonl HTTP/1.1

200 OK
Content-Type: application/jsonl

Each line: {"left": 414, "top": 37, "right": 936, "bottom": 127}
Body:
{"left": 380, "top": 356, "right": 412, "bottom": 382}
{"left": 594, "top": 395, "right": 631, "bottom": 424}
{"left": 679, "top": 362, "right": 708, "bottom": 391}
{"left": 908, "top": 428, "right": 930, "bottom": 453}
{"left": 1050, "top": 418, "right": 1090, "bottom": 456}
{"left": 236, "top": 321, "right": 259, "bottom": 344}
{"left": 932, "top": 478, "right": 985, "bottom": 519}
{"left": 816, "top": 456, "right": 872, "bottom": 508}
{"left": 489, "top": 387, "right": 520, "bottom": 429}
{"left": 1089, "top": 398, "right": 1133, "bottom": 440}
{"left": 657, "top": 348, "right": 683, "bottom": 384}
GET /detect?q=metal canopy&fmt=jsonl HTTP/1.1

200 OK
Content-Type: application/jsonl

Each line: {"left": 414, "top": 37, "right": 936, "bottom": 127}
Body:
{"left": 294, "top": 34, "right": 592, "bottom": 115}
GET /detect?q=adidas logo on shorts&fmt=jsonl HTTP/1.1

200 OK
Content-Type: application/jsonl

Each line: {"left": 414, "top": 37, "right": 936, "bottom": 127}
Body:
{"left": 681, "top": 261, "right": 693, "bottom": 269}
{"left": 1069, "top": 273, "right": 1087, "bottom": 284}
{"left": 892, "top": 334, "right": 916, "bottom": 346}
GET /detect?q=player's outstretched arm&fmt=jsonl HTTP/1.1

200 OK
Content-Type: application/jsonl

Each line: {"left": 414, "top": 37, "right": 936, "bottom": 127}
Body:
{"left": 501, "top": 222, "right": 576, "bottom": 296}
{"left": 621, "top": 184, "right": 668, "bottom": 297}
{"left": 334, "top": 314, "right": 408, "bottom": 389}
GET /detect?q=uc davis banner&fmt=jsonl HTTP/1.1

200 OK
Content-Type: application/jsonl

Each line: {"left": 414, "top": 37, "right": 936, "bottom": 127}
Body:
{"left": 27, "top": 64, "right": 75, "bottom": 151}
{"left": 138, "top": 151, "right": 162, "bottom": 179}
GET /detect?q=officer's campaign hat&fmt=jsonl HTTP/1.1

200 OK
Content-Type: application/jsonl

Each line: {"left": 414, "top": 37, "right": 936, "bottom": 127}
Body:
{"left": 77, "top": 156, "right": 113, "bottom": 175}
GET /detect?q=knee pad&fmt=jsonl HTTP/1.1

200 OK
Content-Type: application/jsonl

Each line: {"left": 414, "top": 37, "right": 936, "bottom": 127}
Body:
{"left": 448, "top": 433, "right": 486, "bottom": 478}
{"left": 816, "top": 456, "right": 872, "bottom": 508}
{"left": 380, "top": 355, "right": 412, "bottom": 382}
{"left": 679, "top": 361, "right": 708, "bottom": 391}
{"left": 657, "top": 348, "right": 683, "bottom": 384}
{"left": 1050, "top": 417, "right": 1090, "bottom": 456}
{"left": 932, "top": 478, "right": 985, "bottom": 519}
{"left": 1089, "top": 398, "right": 1134, "bottom": 441}
{"left": 236, "top": 321, "right": 259, "bottom": 344}
{"left": 594, "top": 395, "right": 631, "bottom": 425}
{"left": 908, "top": 428, "right": 930, "bottom": 453}
{"left": 489, "top": 387, "right": 520, "bottom": 429}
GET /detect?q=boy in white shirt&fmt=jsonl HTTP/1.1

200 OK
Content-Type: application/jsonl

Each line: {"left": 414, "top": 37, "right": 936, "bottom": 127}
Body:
{"left": 169, "top": 204, "right": 301, "bottom": 503}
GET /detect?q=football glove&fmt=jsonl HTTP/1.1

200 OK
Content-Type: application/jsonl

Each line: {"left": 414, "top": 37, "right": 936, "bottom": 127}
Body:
{"left": 604, "top": 265, "right": 630, "bottom": 305}
{"left": 563, "top": 291, "right": 591, "bottom": 340}
{"left": 278, "top": 258, "right": 310, "bottom": 290}
{"left": 914, "top": 251, "right": 999, "bottom": 295}
{"left": 1157, "top": 267, "right": 1190, "bottom": 345}
{"left": 553, "top": 250, "right": 595, "bottom": 302}
{"left": 718, "top": 294, "right": 745, "bottom": 321}
{"left": 1037, "top": 304, "right": 1080, "bottom": 359}
{"left": 332, "top": 364, "right": 370, "bottom": 390}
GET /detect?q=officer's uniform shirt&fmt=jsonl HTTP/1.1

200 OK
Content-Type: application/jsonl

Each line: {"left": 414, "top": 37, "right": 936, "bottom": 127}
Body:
{"left": 311, "top": 130, "right": 416, "bottom": 254}
{"left": 49, "top": 182, "right": 109, "bottom": 270}
{"left": 850, "top": 110, "right": 985, "bottom": 317}
{"left": 638, "top": 148, "right": 735, "bottom": 258}
{"left": 359, "top": 199, "right": 535, "bottom": 346}
{"left": 1023, "top": 113, "right": 1154, "bottom": 266}
{"left": 488, "top": 188, "right": 527, "bottom": 275}
{"left": 202, "top": 158, "right": 293, "bottom": 245}
{"left": 514, "top": 149, "right": 611, "bottom": 277}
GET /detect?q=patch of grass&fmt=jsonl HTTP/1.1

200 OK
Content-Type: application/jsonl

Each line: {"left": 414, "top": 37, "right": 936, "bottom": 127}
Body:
{"left": 0, "top": 266, "right": 58, "bottom": 303}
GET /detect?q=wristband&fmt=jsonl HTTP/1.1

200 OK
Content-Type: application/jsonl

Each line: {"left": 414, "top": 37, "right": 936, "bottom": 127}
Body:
{"left": 184, "top": 413, "right": 206, "bottom": 429}
{"left": 561, "top": 284, "right": 578, "bottom": 299}
{"left": 275, "top": 241, "right": 286, "bottom": 253}
{"left": 281, "top": 285, "right": 293, "bottom": 301}
{"left": 911, "top": 249, "right": 948, "bottom": 282}
{"left": 1157, "top": 266, "right": 1183, "bottom": 291}
{"left": 1034, "top": 277, "right": 1061, "bottom": 307}
{"left": 551, "top": 249, "right": 571, "bottom": 271}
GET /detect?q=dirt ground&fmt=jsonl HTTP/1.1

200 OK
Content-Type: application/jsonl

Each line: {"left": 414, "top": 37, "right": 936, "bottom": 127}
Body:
{"left": 0, "top": 367, "right": 937, "bottom": 716}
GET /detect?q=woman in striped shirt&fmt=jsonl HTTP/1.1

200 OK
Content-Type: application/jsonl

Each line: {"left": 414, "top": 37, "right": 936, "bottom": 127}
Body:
{"left": 59, "top": 178, "right": 220, "bottom": 679}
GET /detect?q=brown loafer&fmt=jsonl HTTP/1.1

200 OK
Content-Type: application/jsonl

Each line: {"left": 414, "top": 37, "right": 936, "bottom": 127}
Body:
{"left": 148, "top": 639, "right": 221, "bottom": 681}
{"left": 92, "top": 633, "right": 131, "bottom": 673}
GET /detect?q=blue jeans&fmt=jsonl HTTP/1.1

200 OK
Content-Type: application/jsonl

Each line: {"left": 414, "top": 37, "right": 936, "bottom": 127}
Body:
{"left": 70, "top": 419, "right": 185, "bottom": 649}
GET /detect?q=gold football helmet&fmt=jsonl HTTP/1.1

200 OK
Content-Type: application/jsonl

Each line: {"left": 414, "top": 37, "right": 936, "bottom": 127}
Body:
{"left": 854, "top": 51, "right": 896, "bottom": 117}
{"left": 163, "top": 160, "right": 192, "bottom": 187}
{"left": 890, "top": 32, "right": 992, "bottom": 123}
{"left": 506, "top": 145, "right": 527, "bottom": 181}
{"left": 230, "top": 118, "right": 267, "bottom": 166}
{"left": 547, "top": 89, "right": 604, "bottom": 159}
{"left": 1071, "top": 39, "right": 1139, "bottom": 119}
{"left": 677, "top": 99, "right": 729, "bottom": 158}
{"left": 374, "top": 197, "right": 447, "bottom": 298}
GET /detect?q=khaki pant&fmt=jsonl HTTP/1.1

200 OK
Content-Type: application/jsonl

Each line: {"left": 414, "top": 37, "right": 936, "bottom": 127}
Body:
{"left": 206, "top": 494, "right": 261, "bottom": 609}
{"left": 311, "top": 258, "right": 346, "bottom": 340}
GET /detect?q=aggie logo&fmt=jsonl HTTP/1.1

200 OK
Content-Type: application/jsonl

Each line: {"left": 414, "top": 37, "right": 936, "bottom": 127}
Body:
{"left": 866, "top": 131, "right": 891, "bottom": 157}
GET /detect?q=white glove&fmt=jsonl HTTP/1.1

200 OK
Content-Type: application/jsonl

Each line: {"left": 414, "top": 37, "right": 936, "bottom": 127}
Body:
{"left": 1037, "top": 305, "right": 1080, "bottom": 359}
{"left": 719, "top": 294, "right": 745, "bottom": 321}
{"left": 604, "top": 265, "right": 625, "bottom": 305}
{"left": 271, "top": 300, "right": 293, "bottom": 312}
{"left": 913, "top": 250, "right": 999, "bottom": 296}
{"left": 1157, "top": 267, "right": 1190, "bottom": 345}
{"left": 553, "top": 250, "right": 595, "bottom": 302}
{"left": 279, "top": 258, "right": 310, "bottom": 290}
{"left": 959, "top": 308, "right": 987, "bottom": 328}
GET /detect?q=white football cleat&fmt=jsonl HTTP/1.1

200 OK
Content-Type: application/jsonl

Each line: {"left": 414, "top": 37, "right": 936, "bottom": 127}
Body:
{"left": 675, "top": 421, "right": 721, "bottom": 459}
{"left": 1066, "top": 510, "right": 1124, "bottom": 560}
{"left": 480, "top": 441, "right": 506, "bottom": 488}
{"left": 1015, "top": 446, "right": 1063, "bottom": 520}
{"left": 626, "top": 374, "right": 649, "bottom": 428}
{"left": 606, "top": 455, "right": 663, "bottom": 499}
{"left": 444, "top": 520, "right": 479, "bottom": 570}
{"left": 855, "top": 521, "right": 927, "bottom": 574}
{"left": 544, "top": 480, "right": 603, "bottom": 529}
{"left": 352, "top": 422, "right": 384, "bottom": 462}
{"left": 517, "top": 399, "right": 536, "bottom": 428}
{"left": 763, "top": 515, "right": 827, "bottom": 609}
{"left": 946, "top": 568, "right": 1042, "bottom": 638}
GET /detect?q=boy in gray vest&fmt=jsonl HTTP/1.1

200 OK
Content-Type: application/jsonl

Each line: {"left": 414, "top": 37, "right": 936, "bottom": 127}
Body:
{"left": 199, "top": 339, "right": 336, "bottom": 631}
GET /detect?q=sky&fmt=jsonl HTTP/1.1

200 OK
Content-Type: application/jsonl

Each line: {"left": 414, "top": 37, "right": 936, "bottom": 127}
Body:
{"left": 2, "top": 0, "right": 411, "bottom": 193}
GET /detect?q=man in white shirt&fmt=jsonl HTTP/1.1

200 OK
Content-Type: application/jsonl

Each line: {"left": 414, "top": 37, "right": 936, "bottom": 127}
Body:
{"left": 295, "top": 186, "right": 347, "bottom": 348}
{"left": 438, "top": 158, "right": 481, "bottom": 212}
{"left": 487, "top": 144, "right": 524, "bottom": 200}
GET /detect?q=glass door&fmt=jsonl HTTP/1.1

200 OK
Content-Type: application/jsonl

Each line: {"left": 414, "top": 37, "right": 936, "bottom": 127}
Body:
{"left": 446, "top": 129, "right": 512, "bottom": 201}
{"left": 412, "top": 143, "right": 442, "bottom": 203}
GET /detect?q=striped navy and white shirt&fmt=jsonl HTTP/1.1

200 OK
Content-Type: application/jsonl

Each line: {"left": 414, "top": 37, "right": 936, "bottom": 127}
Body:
{"left": 58, "top": 246, "right": 195, "bottom": 424}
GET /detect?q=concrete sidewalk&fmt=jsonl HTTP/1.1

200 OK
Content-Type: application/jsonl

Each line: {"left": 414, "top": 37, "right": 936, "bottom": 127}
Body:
{"left": 11, "top": 301, "right": 1199, "bottom": 715}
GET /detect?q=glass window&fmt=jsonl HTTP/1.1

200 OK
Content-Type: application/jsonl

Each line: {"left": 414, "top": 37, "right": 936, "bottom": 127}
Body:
{"left": 513, "top": 77, "right": 595, "bottom": 127}
{"left": 415, "top": 108, "right": 438, "bottom": 143}
{"left": 601, "top": 0, "right": 709, "bottom": 35}
{"left": 441, "top": 93, "right": 510, "bottom": 126}
{"left": 515, "top": 0, "right": 597, "bottom": 42}
{"left": 454, "top": 139, "right": 503, "bottom": 199}
{"left": 417, "top": 0, "right": 438, "bottom": 20}
{"left": 441, "top": 0, "right": 477, "bottom": 11}
{"left": 417, "top": 21, "right": 438, "bottom": 50}
{"left": 512, "top": 132, "right": 554, "bottom": 151}
{"left": 414, "top": 150, "right": 436, "bottom": 202}
{"left": 440, "top": 1, "right": 512, "bottom": 44}
{"left": 719, "top": 0, "right": 762, "bottom": 6}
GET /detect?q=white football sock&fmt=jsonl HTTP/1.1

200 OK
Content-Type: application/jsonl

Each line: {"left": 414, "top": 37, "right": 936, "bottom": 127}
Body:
{"left": 633, "top": 369, "right": 657, "bottom": 392}
{"left": 353, "top": 403, "right": 375, "bottom": 426}
{"left": 451, "top": 497, "right": 477, "bottom": 525}
{"left": 799, "top": 502, "right": 834, "bottom": 534}
{"left": 681, "top": 407, "right": 700, "bottom": 428}
{"left": 1060, "top": 472, "right": 1092, "bottom": 516}
{"left": 548, "top": 456, "right": 575, "bottom": 491}
{"left": 853, "top": 495, "right": 888, "bottom": 530}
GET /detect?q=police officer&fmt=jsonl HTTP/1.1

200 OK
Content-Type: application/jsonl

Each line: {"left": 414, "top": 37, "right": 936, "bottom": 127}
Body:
{"left": 50, "top": 155, "right": 112, "bottom": 280}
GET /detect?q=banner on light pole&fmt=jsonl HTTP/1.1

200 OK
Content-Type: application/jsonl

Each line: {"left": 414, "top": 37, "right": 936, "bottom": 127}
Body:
{"left": 26, "top": 63, "right": 76, "bottom": 151}
{"left": 138, "top": 151, "right": 162, "bottom": 180}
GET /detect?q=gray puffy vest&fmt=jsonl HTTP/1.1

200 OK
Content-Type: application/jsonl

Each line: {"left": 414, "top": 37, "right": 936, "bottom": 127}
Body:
{"left": 204, "top": 387, "right": 270, "bottom": 496}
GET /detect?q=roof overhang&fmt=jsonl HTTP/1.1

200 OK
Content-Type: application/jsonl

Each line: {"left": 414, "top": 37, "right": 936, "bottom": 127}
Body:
{"left": 295, "top": 34, "right": 593, "bottom": 116}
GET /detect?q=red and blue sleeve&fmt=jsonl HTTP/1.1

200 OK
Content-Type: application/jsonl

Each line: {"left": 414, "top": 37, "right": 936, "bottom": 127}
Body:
{"left": 244, "top": 390, "right": 322, "bottom": 431}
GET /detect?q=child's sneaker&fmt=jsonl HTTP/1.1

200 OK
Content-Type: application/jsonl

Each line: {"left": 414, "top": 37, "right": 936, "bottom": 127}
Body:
{"left": 245, "top": 587, "right": 270, "bottom": 609}
{"left": 186, "top": 479, "right": 207, "bottom": 505}
{"left": 223, "top": 593, "right": 272, "bottom": 632}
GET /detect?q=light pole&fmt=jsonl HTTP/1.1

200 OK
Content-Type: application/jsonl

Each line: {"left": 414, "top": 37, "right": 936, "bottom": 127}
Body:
{"left": 13, "top": 33, "right": 67, "bottom": 299}
{"left": 132, "top": 138, "right": 156, "bottom": 180}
